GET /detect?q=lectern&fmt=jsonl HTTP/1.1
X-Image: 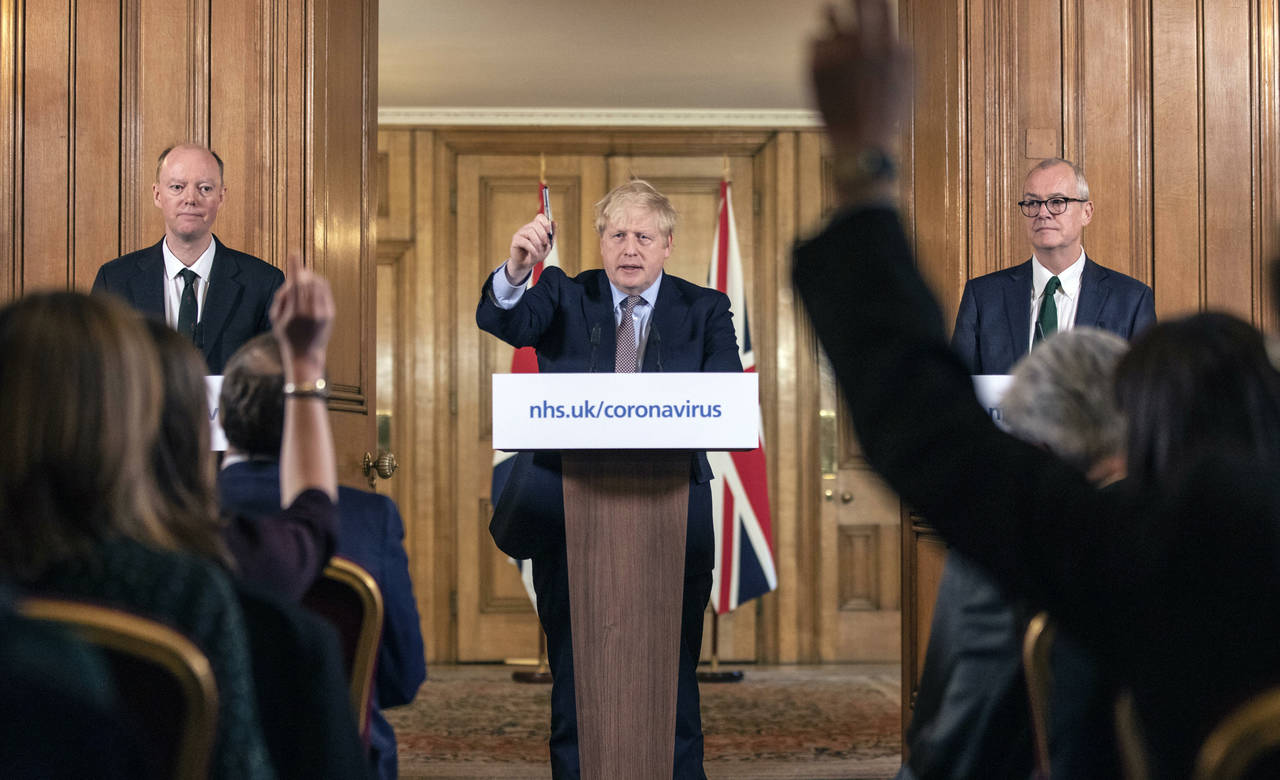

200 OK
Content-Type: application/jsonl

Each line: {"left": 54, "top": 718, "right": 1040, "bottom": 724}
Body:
{"left": 493, "top": 372, "right": 758, "bottom": 778}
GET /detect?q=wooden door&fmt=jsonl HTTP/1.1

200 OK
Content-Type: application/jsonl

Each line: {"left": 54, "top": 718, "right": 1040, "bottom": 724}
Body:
{"left": 454, "top": 153, "right": 607, "bottom": 661}
{"left": 797, "top": 134, "right": 902, "bottom": 664}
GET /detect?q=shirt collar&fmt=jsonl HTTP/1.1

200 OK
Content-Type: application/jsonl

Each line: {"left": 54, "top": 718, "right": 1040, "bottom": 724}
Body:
{"left": 610, "top": 272, "right": 663, "bottom": 311}
{"left": 162, "top": 235, "right": 218, "bottom": 282}
{"left": 1031, "top": 248, "right": 1086, "bottom": 299}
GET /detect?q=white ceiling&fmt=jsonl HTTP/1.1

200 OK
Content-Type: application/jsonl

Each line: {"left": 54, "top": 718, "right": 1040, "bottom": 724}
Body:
{"left": 378, "top": 0, "right": 835, "bottom": 114}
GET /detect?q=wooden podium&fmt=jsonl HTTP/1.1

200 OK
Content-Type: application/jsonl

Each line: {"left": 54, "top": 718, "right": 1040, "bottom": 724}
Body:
{"left": 491, "top": 372, "right": 759, "bottom": 777}
{"left": 562, "top": 451, "right": 689, "bottom": 778}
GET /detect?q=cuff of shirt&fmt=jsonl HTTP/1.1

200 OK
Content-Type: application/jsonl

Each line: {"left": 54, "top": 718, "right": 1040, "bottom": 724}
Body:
{"left": 490, "top": 262, "right": 528, "bottom": 309}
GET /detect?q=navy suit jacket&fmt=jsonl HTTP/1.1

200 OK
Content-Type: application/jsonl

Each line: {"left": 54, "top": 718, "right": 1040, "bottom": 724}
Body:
{"left": 219, "top": 461, "right": 426, "bottom": 780}
{"left": 476, "top": 266, "right": 742, "bottom": 572}
{"left": 92, "top": 236, "right": 284, "bottom": 374}
{"left": 951, "top": 257, "right": 1155, "bottom": 375}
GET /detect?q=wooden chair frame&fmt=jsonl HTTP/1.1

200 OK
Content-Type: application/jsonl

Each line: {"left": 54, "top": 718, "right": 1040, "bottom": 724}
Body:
{"left": 19, "top": 596, "right": 219, "bottom": 779}
{"left": 1194, "top": 687, "right": 1280, "bottom": 780}
{"left": 317, "top": 557, "right": 385, "bottom": 732}
{"left": 1023, "top": 610, "right": 1057, "bottom": 778}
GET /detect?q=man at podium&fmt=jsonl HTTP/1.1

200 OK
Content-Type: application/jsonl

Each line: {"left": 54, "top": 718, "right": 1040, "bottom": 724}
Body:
{"left": 477, "top": 179, "right": 741, "bottom": 779}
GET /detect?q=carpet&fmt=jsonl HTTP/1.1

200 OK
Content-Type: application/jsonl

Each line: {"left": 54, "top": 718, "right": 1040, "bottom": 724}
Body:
{"left": 389, "top": 664, "right": 903, "bottom": 779}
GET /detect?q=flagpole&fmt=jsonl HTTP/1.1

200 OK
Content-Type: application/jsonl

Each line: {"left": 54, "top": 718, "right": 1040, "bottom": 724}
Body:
{"left": 696, "top": 609, "right": 744, "bottom": 683}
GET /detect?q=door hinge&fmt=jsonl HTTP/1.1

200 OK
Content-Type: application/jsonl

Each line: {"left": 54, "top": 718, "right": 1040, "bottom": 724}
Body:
{"left": 449, "top": 590, "right": 458, "bottom": 617}
{"left": 753, "top": 190, "right": 762, "bottom": 216}
{"left": 449, "top": 390, "right": 457, "bottom": 416}
{"left": 449, "top": 188, "right": 457, "bottom": 215}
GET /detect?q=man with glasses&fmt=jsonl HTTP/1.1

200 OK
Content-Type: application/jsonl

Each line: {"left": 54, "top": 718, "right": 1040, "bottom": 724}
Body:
{"left": 951, "top": 158, "right": 1155, "bottom": 374}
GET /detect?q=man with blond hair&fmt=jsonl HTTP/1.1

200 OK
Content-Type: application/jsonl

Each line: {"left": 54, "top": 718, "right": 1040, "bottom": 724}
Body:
{"left": 477, "top": 179, "right": 741, "bottom": 779}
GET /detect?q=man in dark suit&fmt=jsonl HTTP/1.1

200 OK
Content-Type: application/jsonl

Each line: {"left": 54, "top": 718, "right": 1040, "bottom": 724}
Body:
{"left": 951, "top": 158, "right": 1155, "bottom": 375}
{"left": 216, "top": 333, "right": 426, "bottom": 780}
{"left": 92, "top": 143, "right": 284, "bottom": 374}
{"left": 477, "top": 179, "right": 741, "bottom": 779}
{"left": 795, "top": 4, "right": 1280, "bottom": 776}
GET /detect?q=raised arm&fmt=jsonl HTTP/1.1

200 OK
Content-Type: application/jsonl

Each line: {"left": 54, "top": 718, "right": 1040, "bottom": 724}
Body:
{"left": 272, "top": 252, "right": 338, "bottom": 505}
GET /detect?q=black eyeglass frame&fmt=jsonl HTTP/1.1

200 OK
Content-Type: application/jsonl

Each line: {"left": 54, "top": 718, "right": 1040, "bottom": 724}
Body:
{"left": 1017, "top": 197, "right": 1088, "bottom": 217}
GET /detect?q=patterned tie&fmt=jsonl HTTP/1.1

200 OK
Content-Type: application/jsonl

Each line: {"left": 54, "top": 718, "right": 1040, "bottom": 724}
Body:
{"left": 615, "top": 295, "right": 643, "bottom": 373}
{"left": 177, "top": 268, "right": 199, "bottom": 343}
{"left": 1034, "top": 275, "right": 1061, "bottom": 346}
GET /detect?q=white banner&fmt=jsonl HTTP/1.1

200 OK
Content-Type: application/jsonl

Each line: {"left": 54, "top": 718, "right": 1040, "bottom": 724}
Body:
{"left": 492, "top": 372, "right": 759, "bottom": 451}
{"left": 972, "top": 374, "right": 1013, "bottom": 429}
{"left": 207, "top": 375, "right": 227, "bottom": 451}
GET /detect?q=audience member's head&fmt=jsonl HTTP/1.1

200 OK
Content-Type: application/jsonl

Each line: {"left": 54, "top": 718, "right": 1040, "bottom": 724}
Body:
{"left": 0, "top": 293, "right": 170, "bottom": 580}
{"left": 142, "top": 320, "right": 231, "bottom": 566}
{"left": 1002, "top": 328, "right": 1128, "bottom": 482}
{"left": 1115, "top": 312, "right": 1280, "bottom": 488}
{"left": 220, "top": 333, "right": 285, "bottom": 458}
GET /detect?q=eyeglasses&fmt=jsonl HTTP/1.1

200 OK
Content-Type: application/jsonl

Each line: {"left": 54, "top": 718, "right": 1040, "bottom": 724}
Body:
{"left": 1018, "top": 197, "right": 1087, "bottom": 217}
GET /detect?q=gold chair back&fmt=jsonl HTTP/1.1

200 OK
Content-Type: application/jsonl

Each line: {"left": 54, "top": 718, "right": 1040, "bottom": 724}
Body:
{"left": 1023, "top": 610, "right": 1057, "bottom": 778}
{"left": 302, "top": 557, "right": 385, "bottom": 733}
{"left": 19, "top": 596, "right": 219, "bottom": 779}
{"left": 1193, "top": 687, "right": 1280, "bottom": 780}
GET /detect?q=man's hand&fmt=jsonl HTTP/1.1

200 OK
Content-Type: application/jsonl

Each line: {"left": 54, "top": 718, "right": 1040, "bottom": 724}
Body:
{"left": 810, "top": 0, "right": 912, "bottom": 204}
{"left": 271, "top": 252, "right": 334, "bottom": 374}
{"left": 506, "top": 213, "right": 555, "bottom": 285}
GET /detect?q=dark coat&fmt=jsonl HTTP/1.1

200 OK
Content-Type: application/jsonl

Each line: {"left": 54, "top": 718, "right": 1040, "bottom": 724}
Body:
{"left": 951, "top": 256, "right": 1156, "bottom": 375}
{"left": 92, "top": 236, "right": 284, "bottom": 374}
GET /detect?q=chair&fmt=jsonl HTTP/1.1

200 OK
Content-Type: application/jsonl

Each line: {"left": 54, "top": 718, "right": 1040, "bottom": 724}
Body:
{"left": 1193, "top": 687, "right": 1280, "bottom": 780}
{"left": 1022, "top": 610, "right": 1057, "bottom": 779}
{"left": 19, "top": 596, "right": 219, "bottom": 779}
{"left": 302, "top": 556, "right": 385, "bottom": 734}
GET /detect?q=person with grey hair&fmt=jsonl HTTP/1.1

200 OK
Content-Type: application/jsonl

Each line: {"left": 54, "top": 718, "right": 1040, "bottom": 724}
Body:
{"left": 950, "top": 158, "right": 1155, "bottom": 375}
{"left": 477, "top": 178, "right": 741, "bottom": 779}
{"left": 899, "top": 328, "right": 1128, "bottom": 780}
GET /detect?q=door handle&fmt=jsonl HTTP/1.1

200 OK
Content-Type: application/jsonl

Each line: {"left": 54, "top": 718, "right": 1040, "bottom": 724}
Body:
{"left": 362, "top": 451, "right": 398, "bottom": 489}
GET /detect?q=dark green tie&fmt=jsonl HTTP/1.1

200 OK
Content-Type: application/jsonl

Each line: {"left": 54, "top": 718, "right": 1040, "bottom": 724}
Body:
{"left": 1034, "top": 275, "right": 1061, "bottom": 345}
{"left": 177, "top": 268, "right": 199, "bottom": 343}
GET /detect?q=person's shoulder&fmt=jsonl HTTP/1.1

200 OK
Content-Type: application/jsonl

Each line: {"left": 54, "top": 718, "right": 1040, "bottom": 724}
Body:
{"left": 97, "top": 240, "right": 163, "bottom": 276}
{"left": 213, "top": 240, "right": 285, "bottom": 282}
{"left": 1086, "top": 256, "right": 1153, "bottom": 293}
{"left": 967, "top": 260, "right": 1030, "bottom": 288}
{"left": 661, "top": 272, "right": 729, "bottom": 302}
{"left": 336, "top": 485, "right": 399, "bottom": 529}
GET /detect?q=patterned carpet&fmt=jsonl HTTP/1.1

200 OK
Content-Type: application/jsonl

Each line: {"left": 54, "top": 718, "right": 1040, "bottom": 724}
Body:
{"left": 389, "top": 664, "right": 903, "bottom": 779}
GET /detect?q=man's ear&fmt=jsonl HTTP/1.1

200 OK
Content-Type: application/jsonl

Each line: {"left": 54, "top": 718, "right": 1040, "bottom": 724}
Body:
{"left": 1080, "top": 200, "right": 1094, "bottom": 226}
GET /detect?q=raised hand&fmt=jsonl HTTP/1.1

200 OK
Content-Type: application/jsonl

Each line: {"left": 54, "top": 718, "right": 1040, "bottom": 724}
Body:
{"left": 506, "top": 213, "right": 555, "bottom": 285}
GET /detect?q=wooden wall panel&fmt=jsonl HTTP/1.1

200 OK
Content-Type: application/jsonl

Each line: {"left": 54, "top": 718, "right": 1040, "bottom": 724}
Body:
{"left": 74, "top": 0, "right": 123, "bottom": 289}
{"left": 1, "top": 0, "right": 379, "bottom": 486}
{"left": 22, "top": 3, "right": 71, "bottom": 291}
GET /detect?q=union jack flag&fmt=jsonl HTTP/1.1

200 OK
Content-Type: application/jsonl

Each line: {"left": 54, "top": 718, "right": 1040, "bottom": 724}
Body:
{"left": 706, "top": 180, "right": 777, "bottom": 613}
{"left": 491, "top": 182, "right": 559, "bottom": 607}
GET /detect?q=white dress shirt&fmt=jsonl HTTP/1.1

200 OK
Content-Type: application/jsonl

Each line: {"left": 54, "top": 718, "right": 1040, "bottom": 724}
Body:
{"left": 1028, "top": 249, "right": 1086, "bottom": 349}
{"left": 161, "top": 236, "right": 218, "bottom": 329}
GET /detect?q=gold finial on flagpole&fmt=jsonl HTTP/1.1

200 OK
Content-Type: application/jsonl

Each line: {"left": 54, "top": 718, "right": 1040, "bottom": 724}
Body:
{"left": 540, "top": 153, "right": 547, "bottom": 184}
{"left": 722, "top": 154, "right": 731, "bottom": 182}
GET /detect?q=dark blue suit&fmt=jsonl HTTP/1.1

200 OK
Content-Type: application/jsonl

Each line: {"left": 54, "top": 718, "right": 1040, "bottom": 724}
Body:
{"left": 219, "top": 461, "right": 426, "bottom": 780}
{"left": 951, "top": 257, "right": 1155, "bottom": 375}
{"left": 92, "top": 237, "right": 284, "bottom": 374}
{"left": 477, "top": 266, "right": 741, "bottom": 780}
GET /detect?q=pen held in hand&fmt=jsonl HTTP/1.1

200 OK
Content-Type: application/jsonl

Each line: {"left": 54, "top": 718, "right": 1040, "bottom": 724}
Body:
{"left": 541, "top": 186, "right": 555, "bottom": 247}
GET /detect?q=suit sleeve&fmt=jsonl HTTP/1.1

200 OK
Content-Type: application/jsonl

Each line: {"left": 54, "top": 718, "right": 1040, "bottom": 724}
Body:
{"left": 702, "top": 291, "right": 743, "bottom": 372}
{"left": 1130, "top": 284, "right": 1157, "bottom": 338}
{"left": 950, "top": 281, "right": 980, "bottom": 374}
{"left": 476, "top": 268, "right": 561, "bottom": 348}
{"left": 373, "top": 496, "right": 427, "bottom": 708}
{"left": 256, "top": 267, "right": 285, "bottom": 335}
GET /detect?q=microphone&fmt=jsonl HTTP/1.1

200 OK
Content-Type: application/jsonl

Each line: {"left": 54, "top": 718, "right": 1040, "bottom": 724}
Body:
{"left": 588, "top": 324, "right": 601, "bottom": 372}
{"left": 650, "top": 326, "right": 663, "bottom": 372}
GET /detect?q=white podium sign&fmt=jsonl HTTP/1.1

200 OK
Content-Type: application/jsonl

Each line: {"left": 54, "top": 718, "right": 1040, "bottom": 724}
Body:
{"left": 207, "top": 375, "right": 227, "bottom": 451}
{"left": 492, "top": 372, "right": 758, "bottom": 451}
{"left": 972, "top": 374, "right": 1013, "bottom": 429}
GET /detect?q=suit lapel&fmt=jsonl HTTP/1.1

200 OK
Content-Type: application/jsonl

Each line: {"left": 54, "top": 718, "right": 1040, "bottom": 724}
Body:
{"left": 1003, "top": 260, "right": 1033, "bottom": 360}
{"left": 128, "top": 240, "right": 167, "bottom": 318}
{"left": 200, "top": 237, "right": 244, "bottom": 366}
{"left": 644, "top": 274, "right": 688, "bottom": 372}
{"left": 581, "top": 271, "right": 616, "bottom": 372}
{"left": 1075, "top": 257, "right": 1110, "bottom": 329}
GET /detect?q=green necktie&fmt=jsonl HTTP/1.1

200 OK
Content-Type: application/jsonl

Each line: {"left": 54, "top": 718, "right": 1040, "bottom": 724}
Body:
{"left": 1034, "top": 275, "right": 1061, "bottom": 345}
